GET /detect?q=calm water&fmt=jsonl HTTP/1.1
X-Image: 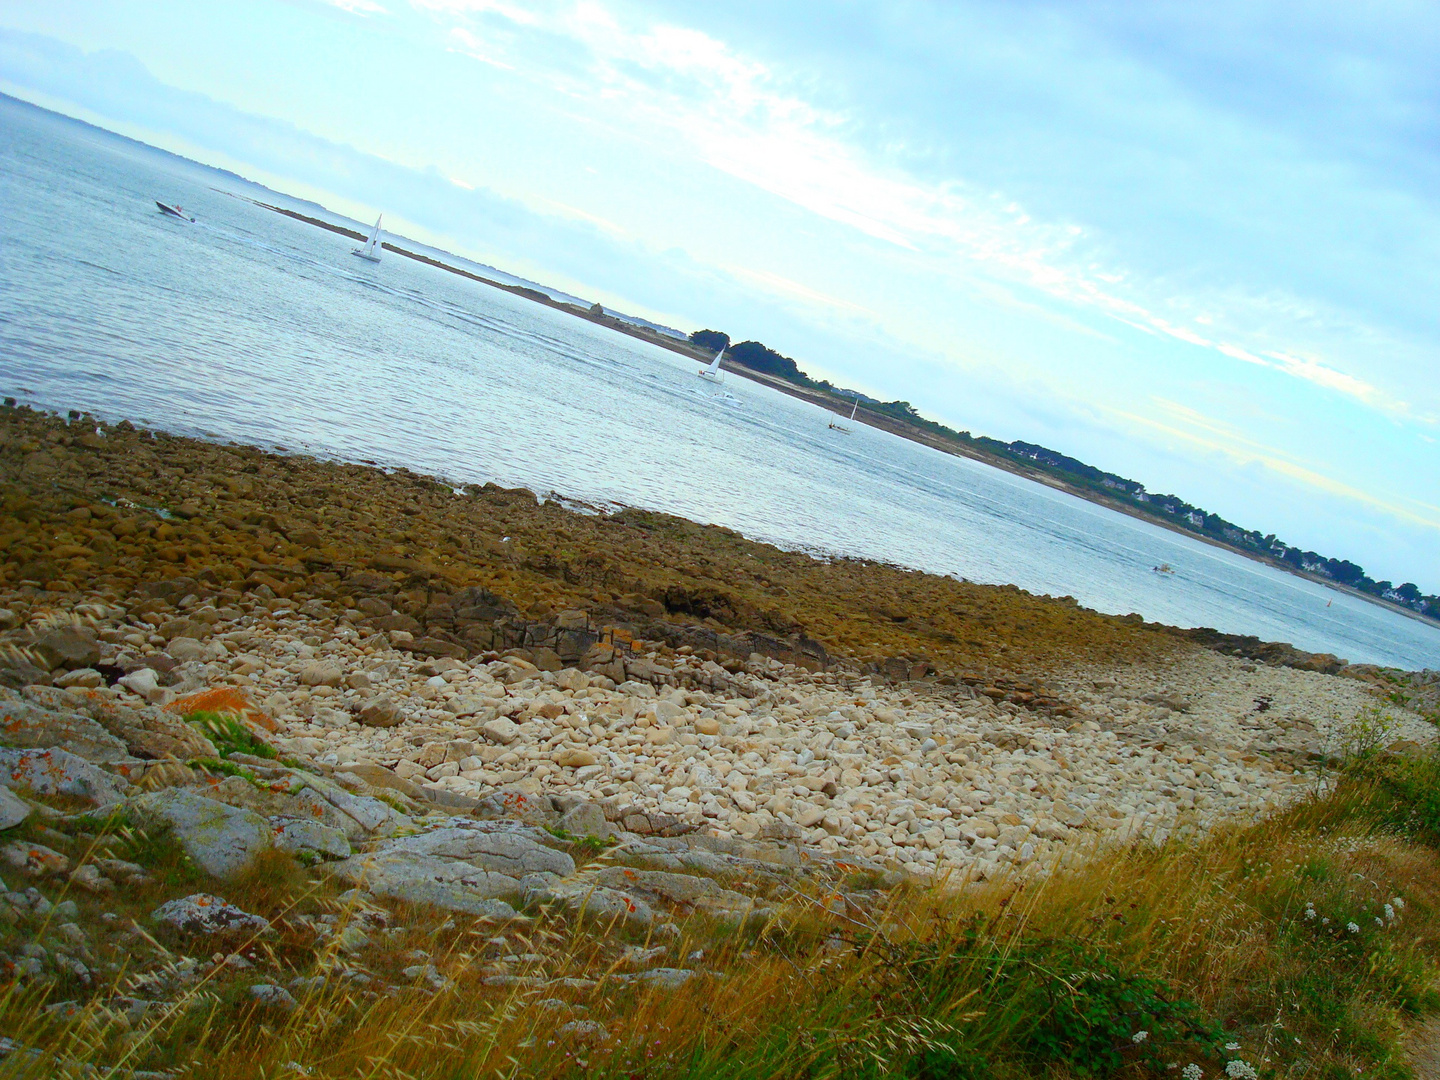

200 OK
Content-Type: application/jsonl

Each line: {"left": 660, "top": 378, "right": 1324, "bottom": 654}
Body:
{"left": 2, "top": 96, "right": 1437, "bottom": 670}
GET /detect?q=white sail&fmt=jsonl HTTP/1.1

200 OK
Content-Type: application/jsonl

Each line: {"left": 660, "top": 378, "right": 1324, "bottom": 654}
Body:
{"left": 697, "top": 347, "right": 724, "bottom": 381}
{"left": 353, "top": 214, "right": 383, "bottom": 262}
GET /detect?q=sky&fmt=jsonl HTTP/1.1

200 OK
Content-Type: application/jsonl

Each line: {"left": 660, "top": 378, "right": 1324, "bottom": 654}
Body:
{"left": 1, "top": 0, "right": 1437, "bottom": 591}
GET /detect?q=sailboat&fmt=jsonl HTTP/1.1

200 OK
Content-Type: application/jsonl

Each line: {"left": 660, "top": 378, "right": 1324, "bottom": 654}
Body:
{"left": 352, "top": 215, "right": 384, "bottom": 262}
{"left": 696, "top": 348, "right": 725, "bottom": 383}
{"left": 828, "top": 397, "right": 859, "bottom": 432}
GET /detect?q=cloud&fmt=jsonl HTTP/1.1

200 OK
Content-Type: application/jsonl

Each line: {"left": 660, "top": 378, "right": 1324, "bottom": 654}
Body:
{"left": 410, "top": 0, "right": 1432, "bottom": 423}
{"left": 1109, "top": 398, "right": 1440, "bottom": 532}
{"left": 321, "top": 0, "right": 389, "bottom": 14}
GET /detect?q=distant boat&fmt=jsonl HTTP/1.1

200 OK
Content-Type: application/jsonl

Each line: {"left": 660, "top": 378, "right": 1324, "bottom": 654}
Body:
{"left": 155, "top": 201, "right": 194, "bottom": 222}
{"left": 352, "top": 215, "right": 383, "bottom": 262}
{"left": 697, "top": 348, "right": 724, "bottom": 382}
{"left": 829, "top": 397, "right": 859, "bottom": 432}
{"left": 1153, "top": 563, "right": 1176, "bottom": 574}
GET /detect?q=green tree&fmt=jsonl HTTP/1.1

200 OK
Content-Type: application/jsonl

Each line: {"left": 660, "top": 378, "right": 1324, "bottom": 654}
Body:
{"left": 689, "top": 329, "right": 730, "bottom": 352}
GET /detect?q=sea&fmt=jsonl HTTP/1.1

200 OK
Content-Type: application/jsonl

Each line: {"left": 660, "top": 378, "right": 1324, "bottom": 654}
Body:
{"left": 1, "top": 95, "right": 1437, "bottom": 671}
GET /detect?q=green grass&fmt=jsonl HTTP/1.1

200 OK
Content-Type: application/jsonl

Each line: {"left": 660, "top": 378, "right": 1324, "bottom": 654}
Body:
{"left": 183, "top": 710, "right": 277, "bottom": 759}
{"left": 544, "top": 824, "right": 619, "bottom": 857}
{"left": 4, "top": 752, "right": 1440, "bottom": 1078}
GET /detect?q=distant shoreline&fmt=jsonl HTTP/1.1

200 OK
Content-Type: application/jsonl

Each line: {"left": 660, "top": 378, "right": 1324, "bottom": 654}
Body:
{"left": 244, "top": 197, "right": 1436, "bottom": 638}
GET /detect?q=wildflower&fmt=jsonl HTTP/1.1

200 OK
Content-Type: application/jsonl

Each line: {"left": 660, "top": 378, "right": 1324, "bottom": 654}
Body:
{"left": 1393, "top": 896, "right": 1405, "bottom": 909}
{"left": 1347, "top": 921, "right": 1360, "bottom": 933}
{"left": 1322, "top": 917, "right": 1330, "bottom": 925}
{"left": 1225, "top": 1061, "right": 1259, "bottom": 1080}
{"left": 1133, "top": 1030, "right": 1149, "bottom": 1043}
{"left": 1375, "top": 916, "right": 1384, "bottom": 926}
{"left": 1303, "top": 902, "right": 1316, "bottom": 920}
{"left": 1224, "top": 1043, "right": 1241, "bottom": 1052}
{"left": 1384, "top": 903, "right": 1396, "bottom": 921}
{"left": 1183, "top": 1066, "right": 1204, "bottom": 1080}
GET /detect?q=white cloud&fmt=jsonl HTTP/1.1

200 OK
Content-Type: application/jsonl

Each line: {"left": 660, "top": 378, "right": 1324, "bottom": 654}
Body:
{"left": 322, "top": 0, "right": 389, "bottom": 15}
{"left": 1109, "top": 399, "right": 1440, "bottom": 532}
{"left": 410, "top": 0, "right": 1421, "bottom": 423}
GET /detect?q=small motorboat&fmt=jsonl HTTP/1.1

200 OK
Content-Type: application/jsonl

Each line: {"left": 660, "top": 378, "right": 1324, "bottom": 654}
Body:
{"left": 155, "top": 201, "right": 195, "bottom": 222}
{"left": 1153, "top": 563, "right": 1176, "bottom": 575}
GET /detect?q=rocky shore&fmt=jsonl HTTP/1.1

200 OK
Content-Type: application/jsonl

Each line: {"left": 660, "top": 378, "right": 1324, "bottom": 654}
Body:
{"left": 0, "top": 402, "right": 1434, "bottom": 1074}
{"left": 1, "top": 403, "right": 1432, "bottom": 877}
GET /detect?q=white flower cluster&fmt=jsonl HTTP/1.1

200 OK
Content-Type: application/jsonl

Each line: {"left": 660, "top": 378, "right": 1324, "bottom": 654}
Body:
{"left": 1347, "top": 921, "right": 1360, "bottom": 933}
{"left": 1384, "top": 903, "right": 1396, "bottom": 921}
{"left": 1133, "top": 1030, "right": 1149, "bottom": 1044}
{"left": 1182, "top": 1065, "right": 1204, "bottom": 1080}
{"left": 1303, "top": 902, "right": 1317, "bottom": 921}
{"left": 1225, "top": 1060, "right": 1259, "bottom": 1080}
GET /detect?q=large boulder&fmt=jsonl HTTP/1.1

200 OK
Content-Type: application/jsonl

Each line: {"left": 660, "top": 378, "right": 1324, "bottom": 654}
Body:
{"left": 195, "top": 767, "right": 413, "bottom": 840}
{"left": 356, "top": 700, "right": 404, "bottom": 728}
{"left": 272, "top": 820, "right": 351, "bottom": 860}
{"left": 19, "top": 687, "right": 217, "bottom": 761}
{"left": 380, "top": 826, "right": 575, "bottom": 877}
{"left": 0, "top": 787, "right": 30, "bottom": 829}
{"left": 152, "top": 894, "right": 271, "bottom": 936}
{"left": 593, "top": 866, "right": 764, "bottom": 923}
{"left": 298, "top": 662, "right": 344, "bottom": 688}
{"left": 326, "top": 822, "right": 572, "bottom": 917}
{"left": 0, "top": 747, "right": 130, "bottom": 806}
{"left": 29, "top": 625, "right": 101, "bottom": 671}
{"left": 329, "top": 851, "right": 522, "bottom": 917}
{"left": 337, "top": 762, "right": 425, "bottom": 800}
{"left": 325, "top": 785, "right": 413, "bottom": 836}
{"left": 0, "top": 691, "right": 133, "bottom": 763}
{"left": 532, "top": 881, "right": 654, "bottom": 929}
{"left": 132, "top": 789, "right": 271, "bottom": 879}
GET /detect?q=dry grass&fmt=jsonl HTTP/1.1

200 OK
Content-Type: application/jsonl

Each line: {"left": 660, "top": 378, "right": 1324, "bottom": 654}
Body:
{"left": 4, "top": 758, "right": 1440, "bottom": 1079}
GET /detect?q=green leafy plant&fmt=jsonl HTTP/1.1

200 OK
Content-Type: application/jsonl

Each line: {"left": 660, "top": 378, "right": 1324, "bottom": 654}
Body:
{"left": 184, "top": 710, "right": 277, "bottom": 759}
{"left": 543, "top": 824, "right": 616, "bottom": 856}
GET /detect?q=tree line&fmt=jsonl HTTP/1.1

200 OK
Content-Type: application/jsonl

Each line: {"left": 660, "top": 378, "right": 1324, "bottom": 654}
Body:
{"left": 688, "top": 329, "right": 1440, "bottom": 625}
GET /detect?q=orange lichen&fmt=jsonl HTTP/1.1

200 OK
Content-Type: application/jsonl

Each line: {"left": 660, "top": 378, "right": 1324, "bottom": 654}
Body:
{"left": 163, "top": 687, "right": 277, "bottom": 732}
